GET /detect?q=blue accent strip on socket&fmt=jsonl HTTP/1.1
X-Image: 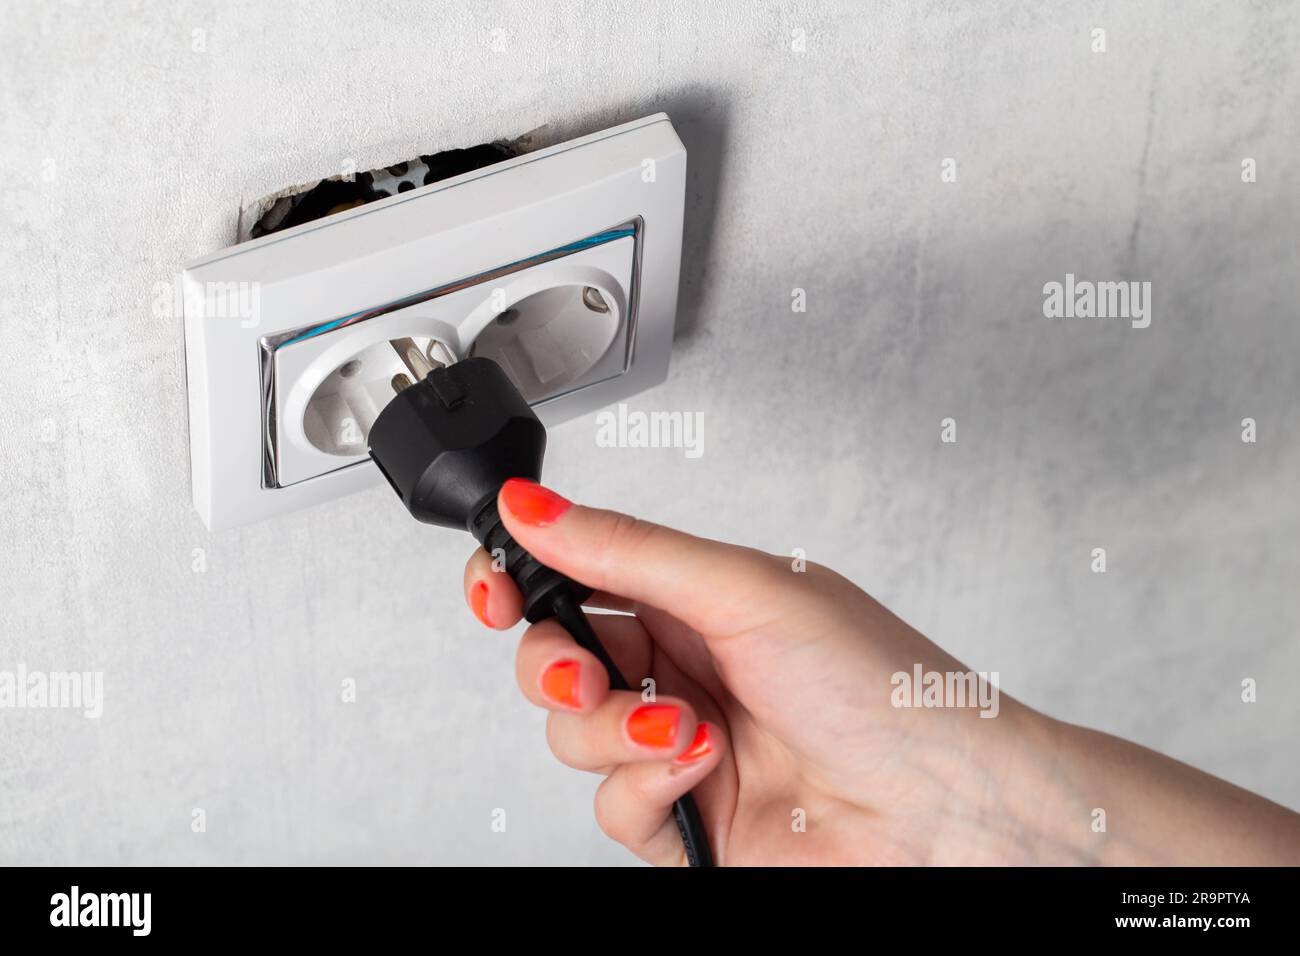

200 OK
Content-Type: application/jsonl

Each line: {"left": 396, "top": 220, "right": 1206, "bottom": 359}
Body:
{"left": 274, "top": 227, "right": 636, "bottom": 350}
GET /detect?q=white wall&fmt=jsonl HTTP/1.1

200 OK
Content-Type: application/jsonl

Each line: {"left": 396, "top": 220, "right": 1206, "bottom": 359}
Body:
{"left": 1, "top": 0, "right": 1297, "bottom": 864}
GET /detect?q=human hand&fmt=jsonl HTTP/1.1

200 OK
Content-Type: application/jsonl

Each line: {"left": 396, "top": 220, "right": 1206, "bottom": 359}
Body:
{"left": 462, "top": 479, "right": 1300, "bottom": 866}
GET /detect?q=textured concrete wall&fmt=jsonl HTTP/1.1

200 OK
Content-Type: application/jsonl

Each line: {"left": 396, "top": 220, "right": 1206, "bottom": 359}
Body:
{"left": 1, "top": 0, "right": 1297, "bottom": 864}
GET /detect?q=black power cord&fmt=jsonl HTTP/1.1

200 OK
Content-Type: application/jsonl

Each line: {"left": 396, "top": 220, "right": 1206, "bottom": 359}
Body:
{"left": 550, "top": 591, "right": 713, "bottom": 868}
{"left": 368, "top": 354, "right": 713, "bottom": 867}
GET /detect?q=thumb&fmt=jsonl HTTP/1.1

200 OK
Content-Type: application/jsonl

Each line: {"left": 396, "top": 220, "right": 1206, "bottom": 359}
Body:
{"left": 496, "top": 478, "right": 792, "bottom": 639}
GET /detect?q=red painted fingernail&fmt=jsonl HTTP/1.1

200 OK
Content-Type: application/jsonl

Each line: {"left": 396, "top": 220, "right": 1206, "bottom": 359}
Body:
{"left": 500, "top": 478, "right": 571, "bottom": 527}
{"left": 626, "top": 704, "right": 681, "bottom": 749}
{"left": 674, "top": 722, "right": 713, "bottom": 765}
{"left": 540, "top": 659, "right": 582, "bottom": 709}
{"left": 469, "top": 580, "right": 493, "bottom": 628}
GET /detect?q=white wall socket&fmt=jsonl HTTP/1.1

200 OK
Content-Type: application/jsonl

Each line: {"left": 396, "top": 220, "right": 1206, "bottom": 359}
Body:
{"left": 182, "top": 114, "right": 686, "bottom": 530}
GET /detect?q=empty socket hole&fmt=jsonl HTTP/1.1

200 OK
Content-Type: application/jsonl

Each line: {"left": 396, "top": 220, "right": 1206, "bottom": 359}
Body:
{"left": 470, "top": 284, "right": 619, "bottom": 402}
{"left": 303, "top": 336, "right": 446, "bottom": 456}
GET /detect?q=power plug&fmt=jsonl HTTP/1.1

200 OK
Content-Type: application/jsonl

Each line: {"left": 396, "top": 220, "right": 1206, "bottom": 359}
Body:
{"left": 369, "top": 352, "right": 592, "bottom": 623}
{"left": 366, "top": 347, "right": 713, "bottom": 867}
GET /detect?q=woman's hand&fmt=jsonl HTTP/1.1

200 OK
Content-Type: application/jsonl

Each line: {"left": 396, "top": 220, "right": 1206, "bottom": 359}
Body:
{"left": 462, "top": 479, "right": 1300, "bottom": 866}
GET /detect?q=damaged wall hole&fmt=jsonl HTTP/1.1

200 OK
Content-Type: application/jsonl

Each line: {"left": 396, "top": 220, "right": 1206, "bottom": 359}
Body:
{"left": 242, "top": 133, "right": 545, "bottom": 241}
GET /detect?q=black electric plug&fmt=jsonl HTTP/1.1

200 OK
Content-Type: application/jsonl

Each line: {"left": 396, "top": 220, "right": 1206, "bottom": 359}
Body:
{"left": 368, "top": 356, "right": 592, "bottom": 623}
{"left": 367, "top": 352, "right": 714, "bottom": 868}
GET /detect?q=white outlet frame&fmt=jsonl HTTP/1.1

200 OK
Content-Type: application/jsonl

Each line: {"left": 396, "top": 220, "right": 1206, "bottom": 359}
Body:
{"left": 182, "top": 113, "right": 686, "bottom": 530}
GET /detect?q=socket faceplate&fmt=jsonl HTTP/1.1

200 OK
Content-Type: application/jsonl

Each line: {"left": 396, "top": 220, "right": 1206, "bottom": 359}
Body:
{"left": 267, "top": 233, "right": 636, "bottom": 488}
{"left": 182, "top": 114, "right": 686, "bottom": 530}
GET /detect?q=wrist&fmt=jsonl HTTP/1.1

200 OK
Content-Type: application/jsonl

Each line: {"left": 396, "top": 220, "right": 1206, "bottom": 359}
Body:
{"left": 929, "top": 701, "right": 1098, "bottom": 865}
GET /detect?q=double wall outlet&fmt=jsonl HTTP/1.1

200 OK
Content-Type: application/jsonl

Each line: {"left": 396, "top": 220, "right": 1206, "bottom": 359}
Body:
{"left": 182, "top": 114, "right": 686, "bottom": 530}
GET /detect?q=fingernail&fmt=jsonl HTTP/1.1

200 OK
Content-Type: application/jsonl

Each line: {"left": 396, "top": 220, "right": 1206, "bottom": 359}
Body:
{"left": 626, "top": 704, "right": 681, "bottom": 749}
{"left": 500, "top": 478, "right": 571, "bottom": 527}
{"left": 540, "top": 659, "right": 582, "bottom": 709}
{"left": 469, "top": 580, "right": 493, "bottom": 628}
{"left": 674, "top": 722, "right": 713, "bottom": 765}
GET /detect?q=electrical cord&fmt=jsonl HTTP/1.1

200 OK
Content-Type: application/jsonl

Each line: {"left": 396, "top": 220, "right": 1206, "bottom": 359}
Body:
{"left": 368, "top": 352, "right": 713, "bottom": 867}
{"left": 550, "top": 590, "right": 713, "bottom": 868}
